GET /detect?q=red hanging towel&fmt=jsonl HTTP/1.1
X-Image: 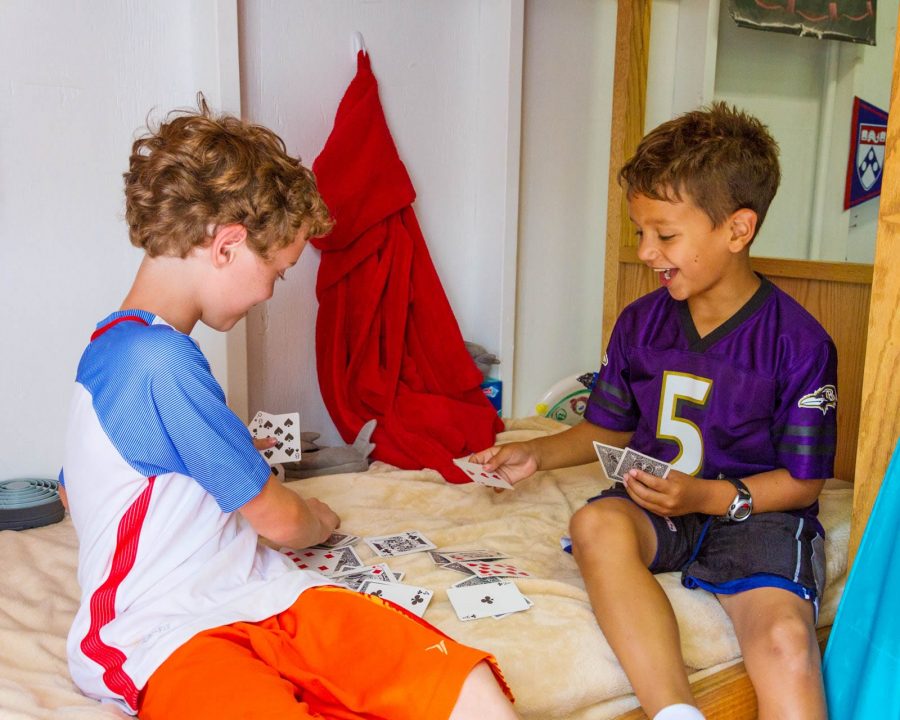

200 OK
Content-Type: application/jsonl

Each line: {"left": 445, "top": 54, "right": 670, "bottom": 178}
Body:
{"left": 311, "top": 51, "right": 504, "bottom": 484}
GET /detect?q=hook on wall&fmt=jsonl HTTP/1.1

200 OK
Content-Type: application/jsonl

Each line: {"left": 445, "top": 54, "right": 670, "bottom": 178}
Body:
{"left": 352, "top": 31, "right": 367, "bottom": 57}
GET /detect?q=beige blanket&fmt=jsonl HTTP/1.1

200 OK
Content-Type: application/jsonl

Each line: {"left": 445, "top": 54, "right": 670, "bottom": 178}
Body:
{"left": 0, "top": 417, "right": 852, "bottom": 719}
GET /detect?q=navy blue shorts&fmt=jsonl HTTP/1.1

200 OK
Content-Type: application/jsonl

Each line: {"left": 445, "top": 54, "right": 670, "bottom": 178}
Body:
{"left": 587, "top": 486, "right": 826, "bottom": 612}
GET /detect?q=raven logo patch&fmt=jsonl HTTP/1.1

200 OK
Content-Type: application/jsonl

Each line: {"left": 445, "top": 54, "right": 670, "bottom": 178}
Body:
{"left": 798, "top": 385, "right": 837, "bottom": 415}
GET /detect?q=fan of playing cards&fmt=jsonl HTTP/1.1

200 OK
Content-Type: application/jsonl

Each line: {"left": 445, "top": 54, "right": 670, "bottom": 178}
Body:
{"left": 280, "top": 531, "right": 534, "bottom": 621}
{"left": 593, "top": 441, "right": 671, "bottom": 483}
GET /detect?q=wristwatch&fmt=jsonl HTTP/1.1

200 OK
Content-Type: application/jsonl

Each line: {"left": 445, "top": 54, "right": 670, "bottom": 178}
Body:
{"left": 721, "top": 477, "right": 753, "bottom": 522}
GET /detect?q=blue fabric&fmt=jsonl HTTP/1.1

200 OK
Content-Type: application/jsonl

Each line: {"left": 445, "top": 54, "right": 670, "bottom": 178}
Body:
{"left": 823, "top": 438, "right": 900, "bottom": 718}
{"left": 76, "top": 311, "right": 270, "bottom": 513}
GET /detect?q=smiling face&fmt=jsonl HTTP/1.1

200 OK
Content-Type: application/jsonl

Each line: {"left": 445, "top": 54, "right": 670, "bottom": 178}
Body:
{"left": 204, "top": 227, "right": 307, "bottom": 332}
{"left": 629, "top": 191, "right": 755, "bottom": 306}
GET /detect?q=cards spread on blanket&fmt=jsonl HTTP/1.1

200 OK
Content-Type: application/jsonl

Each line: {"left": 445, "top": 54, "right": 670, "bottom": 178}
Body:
{"left": 280, "top": 533, "right": 534, "bottom": 621}
{"left": 452, "top": 457, "right": 514, "bottom": 489}
{"left": 249, "top": 411, "right": 301, "bottom": 465}
{"left": 593, "top": 442, "right": 671, "bottom": 482}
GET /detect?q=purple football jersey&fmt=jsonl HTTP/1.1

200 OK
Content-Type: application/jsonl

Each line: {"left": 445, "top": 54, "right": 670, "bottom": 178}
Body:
{"left": 585, "top": 276, "right": 837, "bottom": 491}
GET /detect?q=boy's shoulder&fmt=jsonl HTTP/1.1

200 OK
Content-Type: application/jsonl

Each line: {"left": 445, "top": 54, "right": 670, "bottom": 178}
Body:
{"left": 79, "top": 311, "right": 208, "bottom": 387}
{"left": 763, "top": 279, "right": 833, "bottom": 345}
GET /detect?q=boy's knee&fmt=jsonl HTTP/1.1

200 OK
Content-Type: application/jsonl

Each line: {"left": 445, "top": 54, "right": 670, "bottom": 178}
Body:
{"left": 569, "top": 500, "right": 632, "bottom": 551}
{"left": 752, "top": 612, "right": 819, "bottom": 672}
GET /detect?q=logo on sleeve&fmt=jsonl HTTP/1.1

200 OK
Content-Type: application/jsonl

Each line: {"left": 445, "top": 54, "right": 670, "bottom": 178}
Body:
{"left": 798, "top": 385, "right": 837, "bottom": 415}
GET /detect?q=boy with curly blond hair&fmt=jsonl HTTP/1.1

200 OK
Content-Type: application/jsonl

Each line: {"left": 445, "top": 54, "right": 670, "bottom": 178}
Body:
{"left": 61, "top": 98, "right": 517, "bottom": 720}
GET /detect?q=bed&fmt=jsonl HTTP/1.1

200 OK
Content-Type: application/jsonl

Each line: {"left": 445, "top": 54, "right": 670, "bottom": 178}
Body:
{"left": 0, "top": 416, "right": 856, "bottom": 720}
{"left": 3, "top": 5, "right": 899, "bottom": 720}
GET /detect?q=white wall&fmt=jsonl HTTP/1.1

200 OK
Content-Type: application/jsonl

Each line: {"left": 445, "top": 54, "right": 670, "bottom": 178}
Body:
{"left": 242, "top": 0, "right": 619, "bottom": 444}
{"left": 514, "top": 0, "right": 617, "bottom": 415}
{"left": 0, "top": 1, "right": 237, "bottom": 479}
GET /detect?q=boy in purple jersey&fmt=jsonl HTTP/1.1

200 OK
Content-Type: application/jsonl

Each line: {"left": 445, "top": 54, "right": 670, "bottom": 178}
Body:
{"left": 60, "top": 97, "right": 517, "bottom": 720}
{"left": 473, "top": 103, "right": 835, "bottom": 720}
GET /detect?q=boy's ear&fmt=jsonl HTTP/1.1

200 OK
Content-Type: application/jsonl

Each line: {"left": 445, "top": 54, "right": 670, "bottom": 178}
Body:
{"left": 728, "top": 208, "right": 758, "bottom": 252}
{"left": 210, "top": 224, "right": 248, "bottom": 267}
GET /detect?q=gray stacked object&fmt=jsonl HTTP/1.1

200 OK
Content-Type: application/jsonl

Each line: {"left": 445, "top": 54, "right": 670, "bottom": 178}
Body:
{"left": 0, "top": 478, "right": 65, "bottom": 531}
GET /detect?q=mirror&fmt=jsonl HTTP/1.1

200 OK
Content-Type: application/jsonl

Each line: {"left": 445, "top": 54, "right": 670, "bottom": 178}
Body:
{"left": 647, "top": 0, "right": 896, "bottom": 263}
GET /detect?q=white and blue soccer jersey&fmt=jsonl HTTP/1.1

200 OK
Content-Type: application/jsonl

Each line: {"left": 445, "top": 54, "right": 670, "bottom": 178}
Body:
{"left": 585, "top": 277, "right": 838, "bottom": 525}
{"left": 61, "top": 310, "right": 329, "bottom": 714}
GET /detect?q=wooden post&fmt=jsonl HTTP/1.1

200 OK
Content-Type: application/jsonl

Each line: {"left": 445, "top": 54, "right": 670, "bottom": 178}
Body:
{"left": 849, "top": 13, "right": 900, "bottom": 565}
{"left": 601, "top": 0, "right": 652, "bottom": 352}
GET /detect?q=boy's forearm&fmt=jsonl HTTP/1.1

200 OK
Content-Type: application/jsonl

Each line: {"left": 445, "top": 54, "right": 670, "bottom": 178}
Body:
{"left": 697, "top": 469, "right": 826, "bottom": 516}
{"left": 238, "top": 476, "right": 327, "bottom": 548}
{"left": 531, "top": 420, "right": 633, "bottom": 471}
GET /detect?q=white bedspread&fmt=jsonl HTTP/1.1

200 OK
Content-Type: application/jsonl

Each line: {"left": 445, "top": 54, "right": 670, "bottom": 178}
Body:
{"left": 0, "top": 417, "right": 852, "bottom": 719}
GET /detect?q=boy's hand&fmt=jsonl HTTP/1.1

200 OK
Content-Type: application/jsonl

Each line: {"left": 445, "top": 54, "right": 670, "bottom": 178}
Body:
{"left": 253, "top": 436, "right": 278, "bottom": 451}
{"left": 622, "top": 467, "right": 705, "bottom": 517}
{"left": 305, "top": 497, "right": 341, "bottom": 546}
{"left": 470, "top": 442, "right": 539, "bottom": 487}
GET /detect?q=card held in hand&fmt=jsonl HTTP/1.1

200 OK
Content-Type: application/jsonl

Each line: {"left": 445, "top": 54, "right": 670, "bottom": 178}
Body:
{"left": 614, "top": 447, "right": 671, "bottom": 479}
{"left": 593, "top": 441, "right": 625, "bottom": 482}
{"left": 248, "top": 411, "right": 302, "bottom": 465}
{"left": 452, "top": 458, "right": 513, "bottom": 490}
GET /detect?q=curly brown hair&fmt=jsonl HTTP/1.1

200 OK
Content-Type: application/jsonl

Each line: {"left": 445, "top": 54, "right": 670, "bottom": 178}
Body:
{"left": 124, "top": 95, "right": 333, "bottom": 258}
{"left": 619, "top": 102, "right": 780, "bottom": 239}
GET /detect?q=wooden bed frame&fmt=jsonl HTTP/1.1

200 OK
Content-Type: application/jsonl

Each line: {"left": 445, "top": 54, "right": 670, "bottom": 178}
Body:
{"left": 604, "top": 3, "right": 900, "bottom": 717}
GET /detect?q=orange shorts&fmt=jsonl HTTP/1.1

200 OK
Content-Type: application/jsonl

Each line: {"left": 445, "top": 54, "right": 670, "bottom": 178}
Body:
{"left": 138, "top": 586, "right": 512, "bottom": 719}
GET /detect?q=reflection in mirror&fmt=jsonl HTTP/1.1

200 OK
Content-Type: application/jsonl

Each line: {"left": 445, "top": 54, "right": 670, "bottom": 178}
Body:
{"left": 714, "top": 0, "right": 896, "bottom": 263}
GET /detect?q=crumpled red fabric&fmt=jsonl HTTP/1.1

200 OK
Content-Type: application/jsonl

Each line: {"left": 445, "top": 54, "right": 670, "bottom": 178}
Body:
{"left": 311, "top": 52, "right": 504, "bottom": 484}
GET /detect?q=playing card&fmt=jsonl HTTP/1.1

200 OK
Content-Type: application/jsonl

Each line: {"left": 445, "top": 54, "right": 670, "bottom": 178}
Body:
{"left": 452, "top": 458, "right": 513, "bottom": 490}
{"left": 316, "top": 531, "right": 360, "bottom": 549}
{"left": 437, "top": 548, "right": 510, "bottom": 563}
{"left": 441, "top": 561, "right": 477, "bottom": 576}
{"left": 457, "top": 560, "right": 531, "bottom": 579}
{"left": 248, "top": 411, "right": 301, "bottom": 465}
{"left": 428, "top": 550, "right": 453, "bottom": 566}
{"left": 593, "top": 441, "right": 625, "bottom": 482}
{"left": 280, "top": 545, "right": 363, "bottom": 576}
{"left": 451, "top": 575, "right": 512, "bottom": 589}
{"left": 446, "top": 581, "right": 531, "bottom": 621}
{"left": 334, "top": 563, "right": 397, "bottom": 591}
{"left": 614, "top": 447, "right": 671, "bottom": 479}
{"left": 359, "top": 580, "right": 433, "bottom": 618}
{"left": 364, "top": 531, "right": 436, "bottom": 557}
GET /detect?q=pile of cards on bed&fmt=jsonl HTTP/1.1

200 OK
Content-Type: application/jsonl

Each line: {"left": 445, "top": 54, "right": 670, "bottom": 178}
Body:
{"left": 280, "top": 530, "right": 533, "bottom": 622}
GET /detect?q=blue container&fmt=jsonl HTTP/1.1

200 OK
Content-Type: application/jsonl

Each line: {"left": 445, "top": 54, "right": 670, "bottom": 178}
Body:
{"left": 481, "top": 379, "right": 502, "bottom": 416}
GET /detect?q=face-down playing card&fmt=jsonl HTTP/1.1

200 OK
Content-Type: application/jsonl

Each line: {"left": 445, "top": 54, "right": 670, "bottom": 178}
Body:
{"left": 614, "top": 447, "right": 671, "bottom": 479}
{"left": 593, "top": 441, "right": 625, "bottom": 482}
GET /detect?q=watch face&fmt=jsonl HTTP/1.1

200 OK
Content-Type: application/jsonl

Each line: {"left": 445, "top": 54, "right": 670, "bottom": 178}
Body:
{"left": 732, "top": 501, "right": 752, "bottom": 521}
